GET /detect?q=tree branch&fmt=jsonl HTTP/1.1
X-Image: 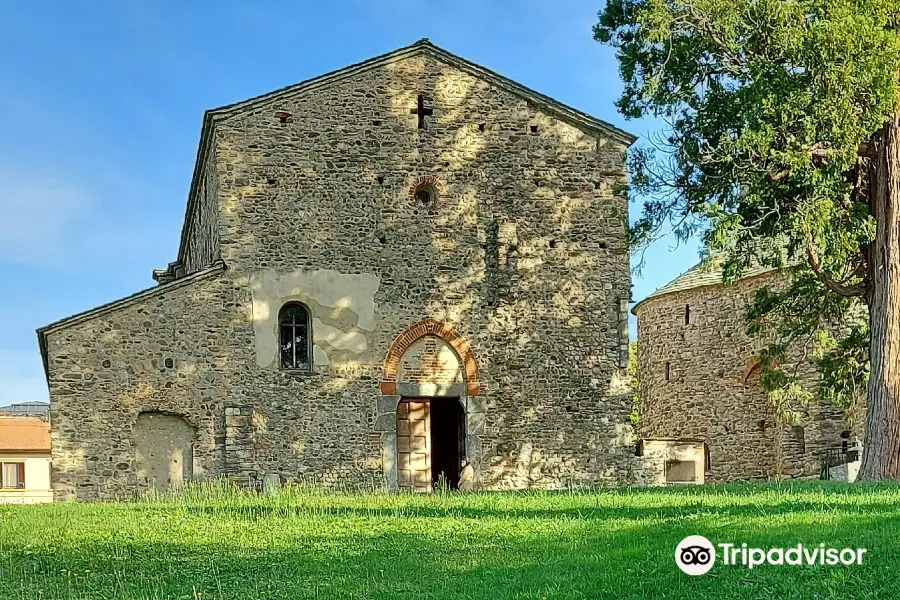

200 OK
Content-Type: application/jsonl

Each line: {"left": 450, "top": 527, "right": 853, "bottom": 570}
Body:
{"left": 767, "top": 143, "right": 872, "bottom": 183}
{"left": 806, "top": 234, "right": 867, "bottom": 297}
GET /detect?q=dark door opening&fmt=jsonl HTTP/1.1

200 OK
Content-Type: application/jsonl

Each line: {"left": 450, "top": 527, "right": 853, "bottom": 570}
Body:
{"left": 430, "top": 398, "right": 466, "bottom": 489}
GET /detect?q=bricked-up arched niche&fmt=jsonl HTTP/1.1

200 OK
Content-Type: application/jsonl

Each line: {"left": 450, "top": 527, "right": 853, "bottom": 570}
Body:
{"left": 381, "top": 318, "right": 481, "bottom": 396}
{"left": 134, "top": 412, "right": 196, "bottom": 494}
{"left": 738, "top": 358, "right": 779, "bottom": 479}
{"left": 742, "top": 357, "right": 763, "bottom": 385}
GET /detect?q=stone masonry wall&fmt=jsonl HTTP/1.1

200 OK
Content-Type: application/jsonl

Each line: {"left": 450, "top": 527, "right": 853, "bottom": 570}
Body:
{"left": 182, "top": 145, "right": 220, "bottom": 275}
{"left": 635, "top": 271, "right": 856, "bottom": 483}
{"left": 213, "top": 52, "right": 636, "bottom": 489}
{"left": 45, "top": 48, "right": 638, "bottom": 499}
{"left": 47, "top": 271, "right": 232, "bottom": 500}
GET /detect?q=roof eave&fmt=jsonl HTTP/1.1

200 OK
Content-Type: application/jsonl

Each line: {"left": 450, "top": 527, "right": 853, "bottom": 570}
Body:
{"left": 632, "top": 266, "right": 785, "bottom": 315}
{"left": 36, "top": 260, "right": 227, "bottom": 383}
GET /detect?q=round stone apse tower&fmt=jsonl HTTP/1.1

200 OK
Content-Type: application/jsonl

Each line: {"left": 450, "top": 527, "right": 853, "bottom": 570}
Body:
{"left": 633, "top": 261, "right": 859, "bottom": 484}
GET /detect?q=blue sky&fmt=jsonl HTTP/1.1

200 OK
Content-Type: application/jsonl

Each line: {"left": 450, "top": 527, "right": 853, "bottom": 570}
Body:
{"left": 0, "top": 0, "right": 700, "bottom": 405}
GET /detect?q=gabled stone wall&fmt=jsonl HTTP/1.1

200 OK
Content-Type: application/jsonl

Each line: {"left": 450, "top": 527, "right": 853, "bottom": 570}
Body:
{"left": 46, "top": 272, "right": 233, "bottom": 500}
{"left": 43, "top": 46, "right": 639, "bottom": 499}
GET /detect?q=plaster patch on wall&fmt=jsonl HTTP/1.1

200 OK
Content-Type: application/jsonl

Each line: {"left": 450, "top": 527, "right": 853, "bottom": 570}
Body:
{"left": 134, "top": 412, "right": 196, "bottom": 493}
{"left": 313, "top": 319, "right": 368, "bottom": 353}
{"left": 250, "top": 269, "right": 380, "bottom": 368}
{"left": 313, "top": 346, "right": 331, "bottom": 366}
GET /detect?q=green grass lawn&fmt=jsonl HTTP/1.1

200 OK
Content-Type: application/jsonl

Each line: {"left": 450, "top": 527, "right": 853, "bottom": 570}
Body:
{"left": 1, "top": 481, "right": 899, "bottom": 599}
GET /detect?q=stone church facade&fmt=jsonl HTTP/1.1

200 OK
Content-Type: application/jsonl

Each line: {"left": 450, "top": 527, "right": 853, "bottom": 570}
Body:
{"left": 38, "top": 40, "right": 638, "bottom": 501}
{"left": 634, "top": 262, "right": 863, "bottom": 483}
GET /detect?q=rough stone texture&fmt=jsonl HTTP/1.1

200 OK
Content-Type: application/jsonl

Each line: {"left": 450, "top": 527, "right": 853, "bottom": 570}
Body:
{"left": 42, "top": 42, "right": 638, "bottom": 500}
{"left": 46, "top": 270, "right": 232, "bottom": 500}
{"left": 635, "top": 270, "right": 862, "bottom": 482}
{"left": 182, "top": 147, "right": 220, "bottom": 275}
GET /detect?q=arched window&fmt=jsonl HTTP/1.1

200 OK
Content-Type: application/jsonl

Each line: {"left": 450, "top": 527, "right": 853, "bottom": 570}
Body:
{"left": 279, "top": 304, "right": 312, "bottom": 371}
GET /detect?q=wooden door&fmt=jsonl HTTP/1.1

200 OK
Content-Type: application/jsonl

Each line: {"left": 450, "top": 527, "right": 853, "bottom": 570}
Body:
{"left": 396, "top": 398, "right": 431, "bottom": 492}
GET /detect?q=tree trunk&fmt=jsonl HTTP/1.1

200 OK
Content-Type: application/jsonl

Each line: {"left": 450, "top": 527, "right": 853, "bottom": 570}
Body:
{"left": 859, "top": 111, "right": 900, "bottom": 481}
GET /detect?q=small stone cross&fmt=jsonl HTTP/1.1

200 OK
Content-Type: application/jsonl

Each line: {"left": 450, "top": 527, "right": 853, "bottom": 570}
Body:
{"left": 410, "top": 94, "right": 433, "bottom": 129}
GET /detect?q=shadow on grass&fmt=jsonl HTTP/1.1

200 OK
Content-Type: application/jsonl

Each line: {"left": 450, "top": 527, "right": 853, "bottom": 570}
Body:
{"left": 2, "top": 500, "right": 899, "bottom": 599}
{"left": 167, "top": 499, "right": 900, "bottom": 523}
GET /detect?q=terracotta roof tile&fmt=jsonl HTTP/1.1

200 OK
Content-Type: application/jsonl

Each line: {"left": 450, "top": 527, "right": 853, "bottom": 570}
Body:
{"left": 0, "top": 417, "right": 50, "bottom": 452}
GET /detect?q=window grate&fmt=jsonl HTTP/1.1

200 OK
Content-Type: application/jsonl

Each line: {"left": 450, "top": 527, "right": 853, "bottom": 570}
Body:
{"left": 279, "top": 304, "right": 313, "bottom": 371}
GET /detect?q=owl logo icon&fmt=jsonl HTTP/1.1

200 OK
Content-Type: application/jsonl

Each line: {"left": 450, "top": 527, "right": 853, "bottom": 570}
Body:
{"left": 675, "top": 536, "right": 716, "bottom": 575}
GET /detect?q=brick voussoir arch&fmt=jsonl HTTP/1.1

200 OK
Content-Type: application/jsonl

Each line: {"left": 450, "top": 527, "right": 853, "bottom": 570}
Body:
{"left": 742, "top": 356, "right": 774, "bottom": 384}
{"left": 381, "top": 318, "right": 481, "bottom": 396}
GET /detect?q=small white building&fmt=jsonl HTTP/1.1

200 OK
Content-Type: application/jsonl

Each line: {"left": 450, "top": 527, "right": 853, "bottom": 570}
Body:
{"left": 0, "top": 417, "right": 52, "bottom": 504}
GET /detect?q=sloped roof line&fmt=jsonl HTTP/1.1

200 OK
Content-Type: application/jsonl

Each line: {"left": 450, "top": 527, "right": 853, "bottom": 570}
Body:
{"left": 36, "top": 261, "right": 227, "bottom": 381}
{"left": 631, "top": 259, "right": 780, "bottom": 314}
{"left": 174, "top": 38, "right": 638, "bottom": 267}
{"left": 207, "top": 38, "right": 637, "bottom": 143}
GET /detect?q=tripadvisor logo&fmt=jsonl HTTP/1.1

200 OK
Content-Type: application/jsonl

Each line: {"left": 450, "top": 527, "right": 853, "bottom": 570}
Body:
{"left": 675, "top": 536, "right": 716, "bottom": 575}
{"left": 675, "top": 536, "right": 867, "bottom": 576}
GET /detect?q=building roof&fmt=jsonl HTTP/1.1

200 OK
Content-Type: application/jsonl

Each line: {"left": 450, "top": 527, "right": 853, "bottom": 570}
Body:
{"left": 36, "top": 260, "right": 227, "bottom": 381}
{"left": 632, "top": 258, "right": 779, "bottom": 314}
{"left": 0, "top": 417, "right": 50, "bottom": 452}
{"left": 0, "top": 402, "right": 49, "bottom": 416}
{"left": 175, "top": 38, "right": 639, "bottom": 267}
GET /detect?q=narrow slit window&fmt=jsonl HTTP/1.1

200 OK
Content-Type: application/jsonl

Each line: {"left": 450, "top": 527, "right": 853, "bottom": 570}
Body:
{"left": 684, "top": 304, "right": 691, "bottom": 325}
{"left": 279, "top": 304, "right": 312, "bottom": 371}
{"left": 792, "top": 425, "right": 806, "bottom": 454}
{"left": 665, "top": 362, "right": 671, "bottom": 381}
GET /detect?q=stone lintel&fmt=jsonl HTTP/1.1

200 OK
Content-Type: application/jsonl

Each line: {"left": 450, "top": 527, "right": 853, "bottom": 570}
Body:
{"left": 396, "top": 382, "right": 466, "bottom": 398}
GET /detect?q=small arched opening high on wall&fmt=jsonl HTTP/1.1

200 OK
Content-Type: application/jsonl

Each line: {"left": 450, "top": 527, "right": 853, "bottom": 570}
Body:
{"left": 374, "top": 318, "right": 485, "bottom": 493}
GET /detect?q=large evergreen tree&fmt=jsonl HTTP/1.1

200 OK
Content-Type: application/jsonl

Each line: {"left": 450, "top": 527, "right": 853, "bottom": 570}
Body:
{"left": 596, "top": 0, "right": 900, "bottom": 479}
